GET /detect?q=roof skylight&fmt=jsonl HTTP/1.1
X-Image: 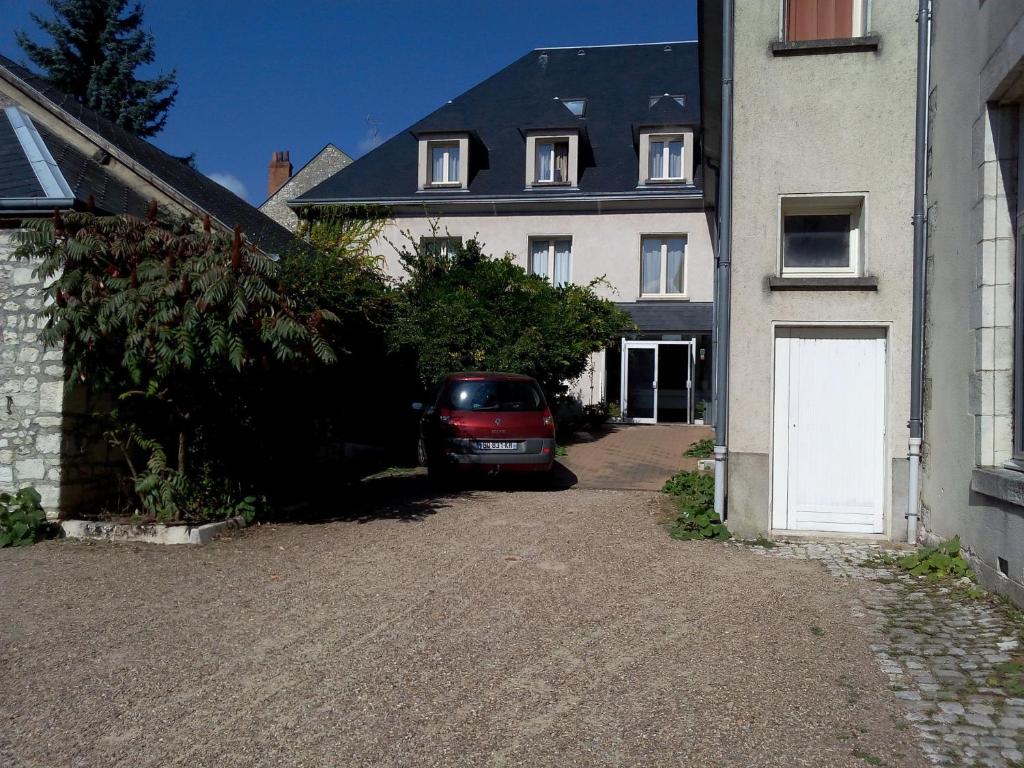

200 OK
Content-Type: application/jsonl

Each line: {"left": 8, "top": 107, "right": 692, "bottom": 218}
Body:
{"left": 557, "top": 98, "right": 587, "bottom": 117}
{"left": 649, "top": 93, "right": 687, "bottom": 109}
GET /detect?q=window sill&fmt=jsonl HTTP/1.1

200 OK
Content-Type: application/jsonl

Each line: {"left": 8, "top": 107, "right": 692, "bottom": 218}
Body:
{"left": 768, "top": 276, "right": 878, "bottom": 291}
{"left": 639, "top": 294, "right": 689, "bottom": 301}
{"left": 770, "top": 35, "right": 880, "bottom": 57}
{"left": 645, "top": 178, "right": 688, "bottom": 185}
{"left": 421, "top": 184, "right": 465, "bottom": 192}
{"left": 530, "top": 181, "right": 573, "bottom": 188}
{"left": 972, "top": 467, "right": 1024, "bottom": 509}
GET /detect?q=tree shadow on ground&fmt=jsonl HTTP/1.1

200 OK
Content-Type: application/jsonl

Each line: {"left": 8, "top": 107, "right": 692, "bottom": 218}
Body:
{"left": 265, "top": 462, "right": 578, "bottom": 525}
{"left": 560, "top": 424, "right": 619, "bottom": 447}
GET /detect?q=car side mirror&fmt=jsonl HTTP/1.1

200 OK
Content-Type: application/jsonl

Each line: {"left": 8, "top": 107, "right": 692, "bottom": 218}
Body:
{"left": 411, "top": 402, "right": 424, "bottom": 412}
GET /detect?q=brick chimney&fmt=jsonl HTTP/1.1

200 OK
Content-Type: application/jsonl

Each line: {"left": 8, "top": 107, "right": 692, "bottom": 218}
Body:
{"left": 267, "top": 150, "right": 292, "bottom": 196}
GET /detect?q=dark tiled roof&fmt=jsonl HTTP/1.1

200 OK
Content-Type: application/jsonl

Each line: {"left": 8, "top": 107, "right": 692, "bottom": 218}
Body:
{"left": 619, "top": 301, "right": 713, "bottom": 332}
{"left": 0, "top": 108, "right": 44, "bottom": 197}
{"left": 38, "top": 123, "right": 151, "bottom": 217}
{"left": 0, "top": 54, "right": 294, "bottom": 252}
{"left": 295, "top": 42, "right": 701, "bottom": 205}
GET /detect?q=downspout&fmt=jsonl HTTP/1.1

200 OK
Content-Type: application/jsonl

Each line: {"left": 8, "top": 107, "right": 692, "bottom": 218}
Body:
{"left": 907, "top": 0, "right": 932, "bottom": 544}
{"left": 713, "top": 0, "right": 735, "bottom": 522}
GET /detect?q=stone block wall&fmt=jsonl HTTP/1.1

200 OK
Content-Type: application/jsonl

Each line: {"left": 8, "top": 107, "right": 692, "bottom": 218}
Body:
{"left": 0, "top": 228, "right": 65, "bottom": 517}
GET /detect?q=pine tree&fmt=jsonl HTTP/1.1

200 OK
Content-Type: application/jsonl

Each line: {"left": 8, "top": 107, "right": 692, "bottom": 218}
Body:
{"left": 16, "top": 0, "right": 178, "bottom": 138}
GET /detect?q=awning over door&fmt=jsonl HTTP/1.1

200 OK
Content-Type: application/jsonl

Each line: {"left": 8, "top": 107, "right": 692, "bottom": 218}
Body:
{"left": 616, "top": 301, "right": 713, "bottom": 332}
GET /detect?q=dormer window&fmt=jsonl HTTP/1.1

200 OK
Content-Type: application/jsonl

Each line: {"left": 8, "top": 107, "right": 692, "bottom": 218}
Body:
{"left": 536, "top": 140, "right": 570, "bottom": 183}
{"left": 524, "top": 131, "right": 579, "bottom": 188}
{"left": 638, "top": 127, "right": 694, "bottom": 186}
{"left": 430, "top": 142, "right": 460, "bottom": 185}
{"left": 416, "top": 133, "right": 469, "bottom": 191}
{"left": 649, "top": 136, "right": 684, "bottom": 181}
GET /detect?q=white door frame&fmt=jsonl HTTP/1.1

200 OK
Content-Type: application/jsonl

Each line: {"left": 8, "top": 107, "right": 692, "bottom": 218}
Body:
{"left": 620, "top": 339, "right": 696, "bottom": 424}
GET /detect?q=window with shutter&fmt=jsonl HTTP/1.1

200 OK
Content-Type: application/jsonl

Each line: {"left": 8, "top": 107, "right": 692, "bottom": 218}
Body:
{"left": 786, "top": 0, "right": 861, "bottom": 42}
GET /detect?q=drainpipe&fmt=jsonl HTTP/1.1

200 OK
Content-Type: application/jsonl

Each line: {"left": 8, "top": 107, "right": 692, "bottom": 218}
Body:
{"left": 907, "top": 0, "right": 932, "bottom": 544}
{"left": 713, "top": 0, "right": 735, "bottom": 522}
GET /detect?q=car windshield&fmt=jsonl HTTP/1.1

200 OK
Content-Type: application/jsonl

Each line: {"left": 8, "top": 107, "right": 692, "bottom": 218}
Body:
{"left": 446, "top": 380, "right": 544, "bottom": 412}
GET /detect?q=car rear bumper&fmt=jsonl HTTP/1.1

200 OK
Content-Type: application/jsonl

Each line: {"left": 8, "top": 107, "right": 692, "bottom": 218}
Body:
{"left": 443, "top": 437, "right": 555, "bottom": 468}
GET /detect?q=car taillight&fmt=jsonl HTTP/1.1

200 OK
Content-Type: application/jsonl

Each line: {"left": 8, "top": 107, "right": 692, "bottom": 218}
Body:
{"left": 542, "top": 409, "right": 553, "bottom": 427}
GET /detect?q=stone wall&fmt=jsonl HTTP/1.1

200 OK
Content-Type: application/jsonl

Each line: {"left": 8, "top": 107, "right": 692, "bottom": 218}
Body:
{"left": 0, "top": 228, "right": 64, "bottom": 517}
{"left": 259, "top": 144, "right": 352, "bottom": 233}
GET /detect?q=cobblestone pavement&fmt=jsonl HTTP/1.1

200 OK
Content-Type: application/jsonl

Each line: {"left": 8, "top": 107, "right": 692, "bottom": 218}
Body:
{"left": 731, "top": 539, "right": 1024, "bottom": 768}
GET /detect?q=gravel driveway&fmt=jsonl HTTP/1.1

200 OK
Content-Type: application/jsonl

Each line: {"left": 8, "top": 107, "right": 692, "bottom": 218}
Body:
{"left": 0, "top": 481, "right": 925, "bottom": 767}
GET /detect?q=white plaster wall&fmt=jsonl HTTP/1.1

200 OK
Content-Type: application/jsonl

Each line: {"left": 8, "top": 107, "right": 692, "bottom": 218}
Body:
{"left": 371, "top": 210, "right": 715, "bottom": 304}
{"left": 726, "top": 0, "right": 918, "bottom": 537}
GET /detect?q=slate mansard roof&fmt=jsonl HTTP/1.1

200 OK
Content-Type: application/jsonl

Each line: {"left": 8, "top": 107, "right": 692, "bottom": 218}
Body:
{"left": 0, "top": 54, "right": 293, "bottom": 253}
{"left": 294, "top": 42, "right": 701, "bottom": 207}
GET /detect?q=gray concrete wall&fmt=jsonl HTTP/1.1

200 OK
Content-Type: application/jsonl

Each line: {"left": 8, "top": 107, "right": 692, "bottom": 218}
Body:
{"left": 726, "top": 0, "right": 918, "bottom": 539}
{"left": 0, "top": 230, "right": 64, "bottom": 517}
{"left": 920, "top": 0, "right": 1024, "bottom": 602}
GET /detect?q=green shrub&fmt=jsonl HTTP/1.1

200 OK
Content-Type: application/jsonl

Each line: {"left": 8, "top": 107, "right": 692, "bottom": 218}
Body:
{"left": 662, "top": 470, "right": 730, "bottom": 541}
{"left": 0, "top": 487, "right": 56, "bottom": 547}
{"left": 897, "top": 537, "right": 972, "bottom": 580}
{"left": 684, "top": 438, "right": 714, "bottom": 458}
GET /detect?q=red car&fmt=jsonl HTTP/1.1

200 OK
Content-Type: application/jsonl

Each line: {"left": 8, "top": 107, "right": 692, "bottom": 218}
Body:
{"left": 415, "top": 372, "right": 556, "bottom": 478}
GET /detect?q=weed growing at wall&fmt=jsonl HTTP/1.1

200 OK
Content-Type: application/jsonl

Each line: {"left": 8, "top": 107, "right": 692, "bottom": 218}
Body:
{"left": 0, "top": 487, "right": 57, "bottom": 547}
{"left": 662, "top": 470, "right": 730, "bottom": 541}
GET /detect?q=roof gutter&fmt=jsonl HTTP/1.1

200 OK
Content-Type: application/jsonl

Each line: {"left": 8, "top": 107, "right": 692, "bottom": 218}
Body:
{"left": 0, "top": 197, "right": 74, "bottom": 211}
{"left": 907, "top": 0, "right": 932, "bottom": 544}
{"left": 713, "top": 0, "right": 735, "bottom": 523}
{"left": 290, "top": 191, "right": 704, "bottom": 208}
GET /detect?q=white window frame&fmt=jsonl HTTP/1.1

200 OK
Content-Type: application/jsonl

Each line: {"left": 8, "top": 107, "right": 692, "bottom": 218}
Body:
{"left": 640, "top": 235, "right": 688, "bottom": 298}
{"left": 428, "top": 142, "right": 460, "bottom": 186}
{"left": 417, "top": 134, "right": 469, "bottom": 191}
{"left": 524, "top": 131, "right": 579, "bottom": 188}
{"left": 778, "top": 194, "right": 865, "bottom": 277}
{"left": 528, "top": 237, "right": 572, "bottom": 287}
{"left": 534, "top": 139, "right": 570, "bottom": 184}
{"left": 647, "top": 134, "right": 686, "bottom": 181}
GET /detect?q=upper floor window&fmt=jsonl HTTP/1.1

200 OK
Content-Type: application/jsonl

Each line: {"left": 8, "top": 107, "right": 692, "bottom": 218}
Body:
{"left": 525, "top": 132, "right": 579, "bottom": 188}
{"left": 780, "top": 195, "right": 864, "bottom": 276}
{"left": 530, "top": 237, "right": 572, "bottom": 287}
{"left": 536, "top": 140, "right": 570, "bottom": 184}
{"left": 649, "top": 136, "right": 685, "bottom": 181}
{"left": 785, "top": 0, "right": 866, "bottom": 42}
{"left": 417, "top": 134, "right": 469, "bottom": 191}
{"left": 641, "top": 236, "right": 686, "bottom": 296}
{"left": 638, "top": 127, "right": 694, "bottom": 186}
{"left": 430, "top": 142, "right": 460, "bottom": 185}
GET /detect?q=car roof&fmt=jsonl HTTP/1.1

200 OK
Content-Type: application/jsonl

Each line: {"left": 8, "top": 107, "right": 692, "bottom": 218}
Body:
{"left": 445, "top": 371, "right": 538, "bottom": 383}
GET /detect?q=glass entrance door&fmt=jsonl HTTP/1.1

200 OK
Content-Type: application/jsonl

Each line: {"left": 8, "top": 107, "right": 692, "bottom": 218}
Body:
{"left": 623, "top": 343, "right": 657, "bottom": 423}
{"left": 621, "top": 340, "right": 695, "bottom": 423}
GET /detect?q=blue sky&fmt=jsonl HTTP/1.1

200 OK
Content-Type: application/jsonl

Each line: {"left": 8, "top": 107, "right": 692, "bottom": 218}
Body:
{"left": 3, "top": 1, "right": 698, "bottom": 205}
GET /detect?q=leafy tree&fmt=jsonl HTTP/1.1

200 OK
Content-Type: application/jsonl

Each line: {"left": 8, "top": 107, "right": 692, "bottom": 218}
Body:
{"left": 389, "top": 238, "right": 633, "bottom": 398}
{"left": 16, "top": 0, "right": 178, "bottom": 137}
{"left": 14, "top": 208, "right": 335, "bottom": 521}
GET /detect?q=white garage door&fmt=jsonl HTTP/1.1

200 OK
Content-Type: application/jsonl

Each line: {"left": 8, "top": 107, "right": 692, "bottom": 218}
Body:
{"left": 771, "top": 328, "right": 886, "bottom": 533}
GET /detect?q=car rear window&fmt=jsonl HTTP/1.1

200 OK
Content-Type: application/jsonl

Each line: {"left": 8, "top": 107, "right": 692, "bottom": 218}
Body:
{"left": 445, "top": 380, "right": 544, "bottom": 412}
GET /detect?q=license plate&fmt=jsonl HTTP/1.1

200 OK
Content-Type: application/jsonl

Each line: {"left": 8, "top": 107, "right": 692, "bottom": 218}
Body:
{"left": 477, "top": 441, "right": 518, "bottom": 451}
